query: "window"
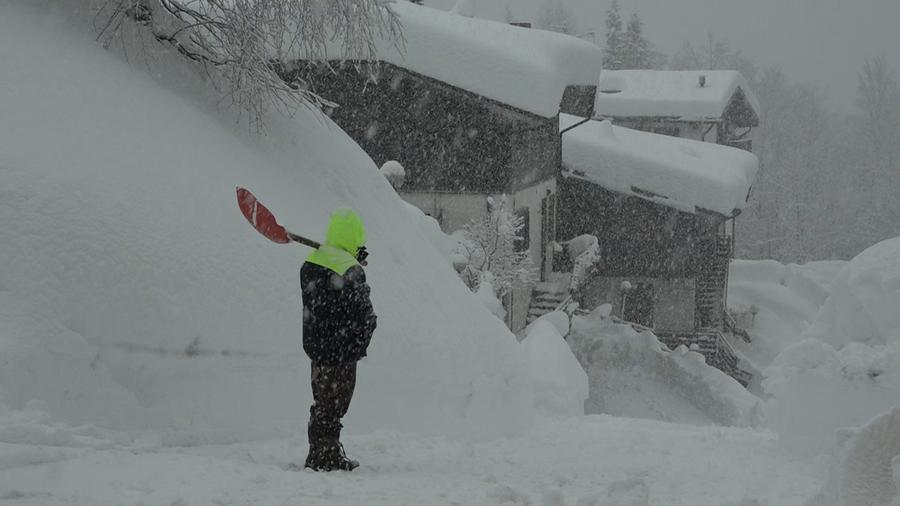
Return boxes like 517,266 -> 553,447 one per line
515,208 -> 530,252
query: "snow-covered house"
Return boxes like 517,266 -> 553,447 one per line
280,3 -> 603,331
554,114 -> 760,382
594,70 -> 760,151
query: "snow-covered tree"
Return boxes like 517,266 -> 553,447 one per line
603,4 -> 662,70
853,56 -> 900,245
620,12 -> 664,69
602,0 -> 624,69
458,197 -> 537,298
535,0 -> 577,35
93,0 -> 402,129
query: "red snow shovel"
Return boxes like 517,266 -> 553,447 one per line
236,187 -> 320,248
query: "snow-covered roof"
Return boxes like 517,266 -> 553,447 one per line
594,70 -> 760,124
560,114 -> 760,216
292,3 -> 603,118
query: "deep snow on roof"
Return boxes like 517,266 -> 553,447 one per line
594,70 -> 760,122
560,114 -> 759,216
292,3 -> 603,118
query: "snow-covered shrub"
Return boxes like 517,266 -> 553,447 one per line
805,408 -> 900,506
522,312 -> 587,417
458,196 -> 537,298
380,160 -> 406,190
564,234 -> 601,294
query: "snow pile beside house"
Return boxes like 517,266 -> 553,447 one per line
803,236 -> 900,349
567,309 -> 764,427
805,408 -> 900,506
0,2 -> 532,442
765,339 -> 900,454
521,313 -> 587,417
560,113 -> 759,216
728,259 -> 844,368
763,237 -> 900,454
293,2 -> 603,118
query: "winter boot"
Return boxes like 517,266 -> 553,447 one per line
329,442 -> 359,471
304,439 -> 358,472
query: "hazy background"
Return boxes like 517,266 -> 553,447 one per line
427,0 -> 900,113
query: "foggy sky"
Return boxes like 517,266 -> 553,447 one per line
427,0 -> 900,114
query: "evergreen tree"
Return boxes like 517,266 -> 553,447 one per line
602,0 -> 624,69
604,4 -> 662,69
621,12 -> 664,69
536,0 -> 577,35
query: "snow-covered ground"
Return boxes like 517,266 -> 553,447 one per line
0,412 -> 823,506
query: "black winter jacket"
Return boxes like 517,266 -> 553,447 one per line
301,262 -> 377,365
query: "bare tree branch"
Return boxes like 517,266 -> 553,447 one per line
92,0 -> 402,131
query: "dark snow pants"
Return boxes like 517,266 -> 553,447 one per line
308,362 -> 357,450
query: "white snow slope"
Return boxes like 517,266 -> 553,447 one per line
0,1 -> 532,442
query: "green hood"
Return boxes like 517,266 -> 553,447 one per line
306,208 -> 366,275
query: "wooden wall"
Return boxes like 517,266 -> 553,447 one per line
557,178 -> 720,279
285,62 -> 557,194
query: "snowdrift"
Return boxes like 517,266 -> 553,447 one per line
567,309 -> 763,427
806,408 -> 900,506
761,238 -> 900,454
0,2 -> 532,442
728,259 -> 844,368
802,237 -> 900,349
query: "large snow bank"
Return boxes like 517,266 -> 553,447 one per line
291,2 -> 603,118
594,70 -> 760,122
560,113 -> 759,216
567,309 -> 764,427
0,2 -> 532,442
728,259 -> 844,368
763,238 -> 900,454
803,237 -> 900,349
521,313 -> 587,417
764,339 -> 900,454
806,408 -> 900,506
